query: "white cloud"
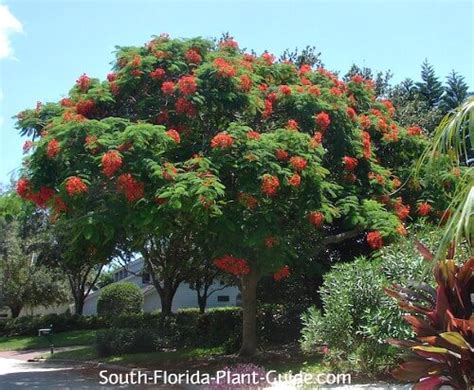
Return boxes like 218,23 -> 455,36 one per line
0,5 -> 23,60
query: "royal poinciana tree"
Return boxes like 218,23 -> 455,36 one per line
16,35 -> 456,355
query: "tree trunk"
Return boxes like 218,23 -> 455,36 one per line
73,292 -> 84,315
197,293 -> 207,314
159,288 -> 174,315
9,304 -> 22,318
239,268 -> 260,356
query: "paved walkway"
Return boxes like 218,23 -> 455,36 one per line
0,357 -> 120,389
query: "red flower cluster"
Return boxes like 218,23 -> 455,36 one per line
287,119 -> 298,130
117,173 -> 144,202
287,173 -> 301,187
47,139 -> 60,158
214,255 -> 250,276
107,73 -> 117,82
362,131 -> 371,159
359,115 -> 371,130
262,52 -> 275,65
308,86 -> 321,96
275,149 -> 289,161
264,236 -> 278,248
76,99 -> 95,116
238,192 -> 258,209
213,58 -> 236,78
395,201 -> 410,221
261,175 -> 280,197
246,131 -> 260,140
299,64 -> 312,74
166,129 -> 181,143
16,179 -> 55,207
239,75 -> 253,92
150,68 -> 166,80
308,211 -> 324,228
367,231 -> 383,249
219,38 -> 239,50
175,98 -> 196,116
76,73 -> 91,92
310,132 -> 323,148
65,176 -> 88,196
417,202 -> 432,216
211,132 -> 234,149
389,178 -> 400,190
23,140 -> 33,154
407,125 -> 422,136
262,99 -> 273,118
60,98 -> 74,107
342,156 -> 358,171
102,150 -> 122,177
161,81 -> 175,95
16,178 -> 31,198
290,156 -> 307,171
185,49 -> 202,64
279,85 -> 292,95
315,112 -> 330,131
177,75 -> 197,95
351,74 -> 364,83
273,265 -> 290,281
346,107 -> 357,120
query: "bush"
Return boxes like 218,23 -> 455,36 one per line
0,313 -> 107,336
97,282 -> 143,317
300,226 -> 439,377
96,328 -> 164,356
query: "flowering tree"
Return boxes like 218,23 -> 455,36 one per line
16,35 -> 455,355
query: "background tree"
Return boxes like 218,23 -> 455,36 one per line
15,35 -> 455,356
344,64 -> 393,98
441,70 -> 469,113
416,59 -> 444,108
0,192 -> 67,317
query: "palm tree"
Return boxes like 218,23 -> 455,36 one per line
416,97 -> 474,258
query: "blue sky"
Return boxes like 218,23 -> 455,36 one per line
1,0 -> 473,186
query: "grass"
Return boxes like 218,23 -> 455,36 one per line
43,345 -> 225,367
0,329 -> 100,351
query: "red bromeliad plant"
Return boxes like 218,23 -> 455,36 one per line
15,34 -> 456,355
386,244 -> 473,389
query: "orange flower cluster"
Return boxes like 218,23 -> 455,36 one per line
101,151 -> 122,177
211,132 -> 234,149
117,173 -> 144,202
367,231 -> 383,249
261,175 -> 280,197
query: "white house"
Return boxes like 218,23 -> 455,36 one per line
82,257 -> 241,315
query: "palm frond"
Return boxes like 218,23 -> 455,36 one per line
415,98 -> 474,259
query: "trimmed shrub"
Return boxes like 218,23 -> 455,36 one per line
0,313 -> 107,337
97,282 -> 143,317
96,328 -> 164,356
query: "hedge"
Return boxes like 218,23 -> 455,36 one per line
1,304 -> 307,355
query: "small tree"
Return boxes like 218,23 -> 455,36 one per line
97,282 -> 143,317
0,192 -> 67,317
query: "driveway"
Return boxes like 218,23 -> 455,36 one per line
0,357 -> 125,389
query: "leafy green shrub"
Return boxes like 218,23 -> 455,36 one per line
97,282 -> 143,317
300,226 -> 439,377
96,328 -> 164,357
0,313 -> 107,336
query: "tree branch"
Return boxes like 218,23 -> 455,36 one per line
322,228 -> 363,246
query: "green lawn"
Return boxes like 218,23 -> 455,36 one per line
43,345 -> 225,366
0,329 -> 100,351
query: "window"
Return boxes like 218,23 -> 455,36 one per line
217,295 -> 230,302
